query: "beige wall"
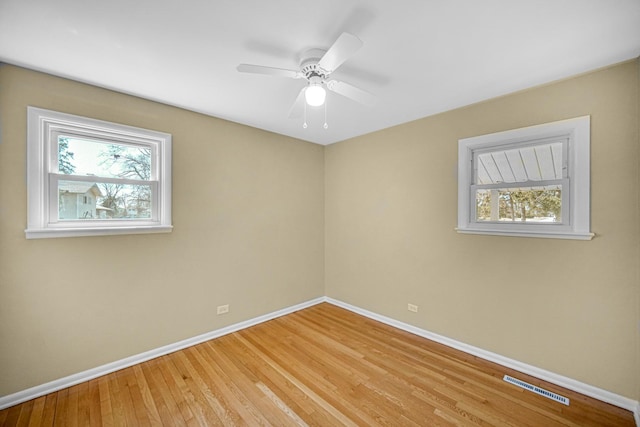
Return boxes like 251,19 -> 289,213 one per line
1,59 -> 639,403
0,65 -> 325,396
325,59 -> 640,400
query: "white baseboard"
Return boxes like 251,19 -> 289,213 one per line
2,295 -> 638,426
0,297 -> 325,411
325,297 -> 640,424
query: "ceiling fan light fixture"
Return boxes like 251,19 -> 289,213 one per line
305,84 -> 326,106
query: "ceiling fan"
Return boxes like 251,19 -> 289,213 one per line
237,32 -> 376,122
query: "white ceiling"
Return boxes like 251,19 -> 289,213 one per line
1,0 -> 639,145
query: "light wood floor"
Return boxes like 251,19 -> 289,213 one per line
0,303 -> 634,426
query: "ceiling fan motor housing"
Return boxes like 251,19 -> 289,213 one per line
300,48 -> 328,81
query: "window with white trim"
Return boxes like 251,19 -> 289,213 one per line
26,107 -> 172,239
457,116 -> 592,240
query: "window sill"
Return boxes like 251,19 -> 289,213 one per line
25,225 -> 173,239
455,227 -> 594,240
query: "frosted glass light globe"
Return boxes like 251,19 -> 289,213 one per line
305,85 -> 326,106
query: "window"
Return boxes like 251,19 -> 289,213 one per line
26,107 -> 172,239
457,116 -> 592,240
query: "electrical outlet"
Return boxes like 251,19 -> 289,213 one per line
408,303 -> 418,313
217,304 -> 229,315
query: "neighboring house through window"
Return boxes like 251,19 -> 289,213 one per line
26,107 -> 172,238
59,182 -> 102,220
457,116 -> 592,240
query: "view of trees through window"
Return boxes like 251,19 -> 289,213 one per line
57,137 -> 152,220
475,187 -> 562,223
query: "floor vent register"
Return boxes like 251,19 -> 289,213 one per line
503,375 -> 570,406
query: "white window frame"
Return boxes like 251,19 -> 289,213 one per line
26,107 -> 172,239
457,116 -> 593,240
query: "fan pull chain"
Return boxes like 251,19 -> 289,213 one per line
303,101 -> 308,129
323,98 -> 328,129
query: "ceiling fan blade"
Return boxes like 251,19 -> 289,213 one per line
317,32 -> 363,73
326,80 -> 376,107
288,87 -> 306,118
237,64 -> 302,79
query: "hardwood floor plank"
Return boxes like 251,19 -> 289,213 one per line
193,343 -> 274,425
238,336 -> 356,425
255,382 -> 307,426
131,364 -> 162,426
265,322 -> 423,425
96,377 -> 114,427
168,350 -> 225,425
14,398 -> 34,427
38,394 -> 58,427
105,372 -> 127,426
24,396 -> 45,427
1,403 -> 22,427
234,332 -> 361,427
0,303 -> 635,426
114,368 -> 144,426
125,368 -> 155,426
182,346 -> 243,425
156,354 -> 201,426
51,387 -> 68,426
89,379 -> 104,427
65,385 -> 80,427
76,381 -> 90,426
139,360 -> 187,426
210,335 -> 328,426
454,400 -> 520,427
245,325 -> 391,425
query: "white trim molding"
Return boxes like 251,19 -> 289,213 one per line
25,107 -> 173,239
325,297 -> 639,423
0,297 -> 324,411
457,116 -> 594,240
